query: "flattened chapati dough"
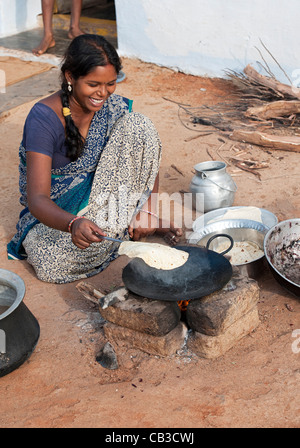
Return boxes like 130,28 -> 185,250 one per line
118,241 -> 189,270
208,207 -> 262,224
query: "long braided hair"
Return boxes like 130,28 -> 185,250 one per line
60,34 -> 122,161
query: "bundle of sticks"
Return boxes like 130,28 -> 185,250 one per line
177,52 -> 300,153
226,64 -> 300,153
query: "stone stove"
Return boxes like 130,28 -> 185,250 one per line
77,268 -> 260,365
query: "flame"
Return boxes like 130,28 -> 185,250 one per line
177,300 -> 190,312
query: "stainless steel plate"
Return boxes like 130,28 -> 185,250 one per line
192,206 -> 278,233
189,219 -> 268,247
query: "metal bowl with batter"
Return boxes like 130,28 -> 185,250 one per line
188,219 -> 268,279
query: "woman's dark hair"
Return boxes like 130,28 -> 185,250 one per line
60,34 -> 122,161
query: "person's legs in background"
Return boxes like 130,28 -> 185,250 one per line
68,0 -> 85,39
32,0 -> 56,56
32,0 -> 84,56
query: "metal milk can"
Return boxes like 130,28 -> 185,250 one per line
189,161 -> 237,212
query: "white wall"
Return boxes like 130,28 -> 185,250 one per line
115,0 -> 300,84
1,0 -> 300,86
0,0 -> 41,38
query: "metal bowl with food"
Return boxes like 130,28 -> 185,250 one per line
188,219 -> 268,279
264,219 -> 300,297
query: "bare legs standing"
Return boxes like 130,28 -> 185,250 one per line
32,0 -> 84,56
68,0 -> 84,39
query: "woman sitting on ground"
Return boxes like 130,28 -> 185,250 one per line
8,34 -> 182,284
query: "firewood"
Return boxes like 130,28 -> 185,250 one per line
245,100 -> 300,120
244,65 -> 300,100
228,158 -> 262,180
76,281 -> 105,305
229,157 -> 269,169
230,130 -> 300,153
228,157 -> 269,181
76,281 -> 129,309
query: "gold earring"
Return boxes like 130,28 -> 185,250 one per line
68,81 -> 72,93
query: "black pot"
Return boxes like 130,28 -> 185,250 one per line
122,238 -> 233,301
0,269 -> 40,377
264,219 -> 300,298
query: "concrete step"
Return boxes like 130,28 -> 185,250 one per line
37,13 -> 117,41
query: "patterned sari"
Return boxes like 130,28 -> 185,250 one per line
7,94 -> 161,283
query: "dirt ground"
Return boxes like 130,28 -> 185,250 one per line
0,57 -> 300,429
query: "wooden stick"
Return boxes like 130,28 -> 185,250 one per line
244,64 -> 300,100
228,158 -> 262,180
171,164 -> 185,176
246,100 -> 300,120
76,281 -> 105,305
184,132 -> 212,141
162,96 -> 191,107
230,129 -> 300,153
206,148 -> 215,160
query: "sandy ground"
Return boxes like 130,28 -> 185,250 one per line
0,58 -> 300,429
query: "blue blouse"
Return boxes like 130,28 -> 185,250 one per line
22,102 -> 70,169
21,96 -> 133,169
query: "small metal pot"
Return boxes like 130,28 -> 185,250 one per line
189,161 -> 237,212
264,219 -> 300,297
0,269 -> 40,377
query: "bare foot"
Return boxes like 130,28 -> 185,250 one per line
32,35 -> 55,56
67,27 -> 85,39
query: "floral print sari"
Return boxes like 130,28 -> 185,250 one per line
7,94 -> 161,283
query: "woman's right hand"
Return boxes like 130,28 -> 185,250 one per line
26,152 -> 108,249
70,217 -> 107,249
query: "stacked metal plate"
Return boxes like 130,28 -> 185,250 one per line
189,206 -> 278,244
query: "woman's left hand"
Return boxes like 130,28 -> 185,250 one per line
160,226 -> 183,246
128,214 -> 183,246
155,220 -> 183,246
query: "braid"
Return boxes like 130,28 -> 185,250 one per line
61,83 -> 85,161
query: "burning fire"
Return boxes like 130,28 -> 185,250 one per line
177,300 -> 190,312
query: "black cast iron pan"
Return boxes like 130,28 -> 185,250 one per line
122,234 -> 233,301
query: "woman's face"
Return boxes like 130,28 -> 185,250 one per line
67,64 -> 118,113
